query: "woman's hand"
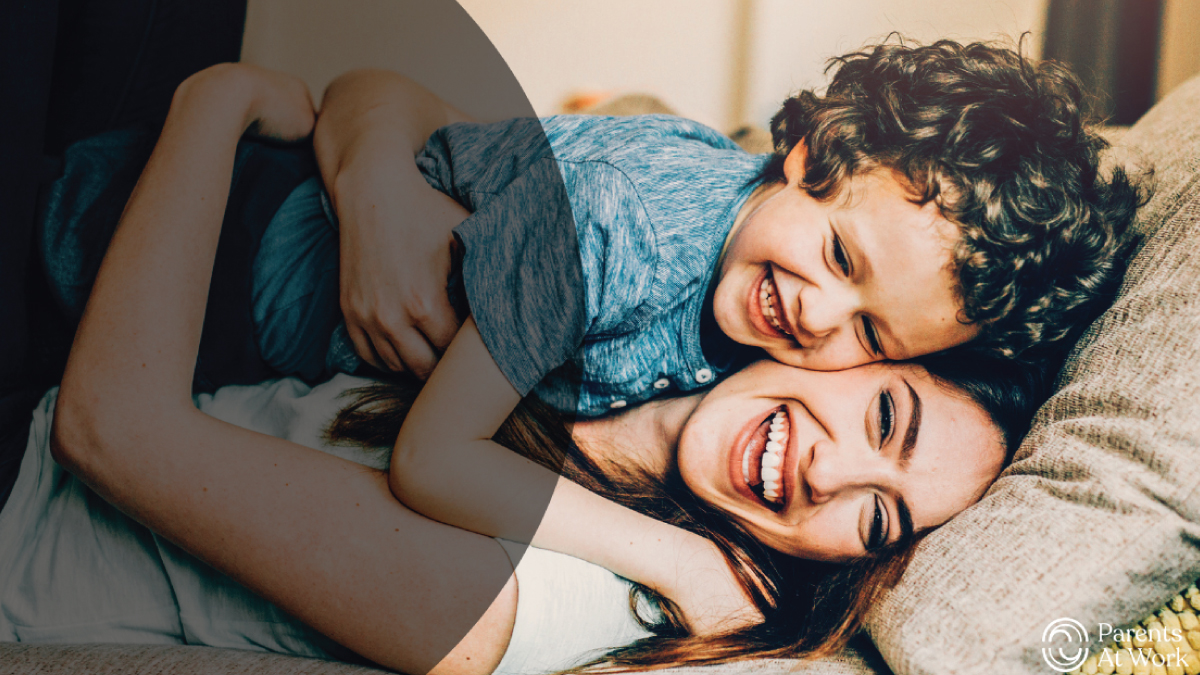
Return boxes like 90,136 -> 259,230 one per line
663,535 -> 763,635
314,69 -> 473,377
333,156 -> 467,378
532,477 -> 763,636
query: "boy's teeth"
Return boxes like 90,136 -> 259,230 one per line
760,411 -> 788,504
758,274 -> 792,336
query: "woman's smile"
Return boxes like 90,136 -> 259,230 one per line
730,404 -> 809,514
731,405 -> 787,511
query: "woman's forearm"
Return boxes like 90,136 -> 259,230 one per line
54,65 -> 260,448
50,65 -> 517,675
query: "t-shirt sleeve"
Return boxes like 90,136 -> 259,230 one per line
452,157 -> 586,397
493,542 -> 655,675
416,119 -> 552,209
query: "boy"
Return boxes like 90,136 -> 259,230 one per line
44,40 -> 1140,411
279,40 -> 1141,411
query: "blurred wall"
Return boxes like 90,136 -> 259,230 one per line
242,0 -> 1049,130
240,0 -> 537,121
1159,0 -> 1200,100
743,0 -> 1046,125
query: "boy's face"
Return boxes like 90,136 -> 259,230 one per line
713,142 -> 978,370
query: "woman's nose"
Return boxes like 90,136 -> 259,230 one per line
804,439 -> 886,504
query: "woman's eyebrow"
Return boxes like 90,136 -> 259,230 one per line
899,380 -> 922,469
890,382 -> 921,545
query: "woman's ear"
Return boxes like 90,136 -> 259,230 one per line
782,140 -> 808,184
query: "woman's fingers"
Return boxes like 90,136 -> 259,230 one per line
387,327 -> 440,380
346,322 -> 384,371
347,309 -> 445,379
415,289 -> 462,352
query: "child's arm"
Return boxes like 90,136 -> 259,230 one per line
391,318 -> 761,635
313,69 -> 472,378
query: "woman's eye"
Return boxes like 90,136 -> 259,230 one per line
832,235 -> 850,275
863,317 -> 882,356
878,390 -> 895,446
867,495 -> 886,550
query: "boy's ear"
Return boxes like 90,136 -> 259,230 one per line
783,140 -> 808,183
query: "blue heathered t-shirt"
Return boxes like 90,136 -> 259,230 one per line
37,116 -> 769,418
417,115 -> 768,416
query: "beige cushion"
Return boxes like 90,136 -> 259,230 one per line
866,74 -> 1200,673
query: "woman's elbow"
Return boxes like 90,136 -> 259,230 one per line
49,379 -> 164,474
49,389 -> 104,473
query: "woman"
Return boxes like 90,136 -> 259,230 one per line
4,64 -> 1041,674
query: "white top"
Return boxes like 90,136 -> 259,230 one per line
0,375 -> 652,673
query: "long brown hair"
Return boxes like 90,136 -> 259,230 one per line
325,352 -> 1044,670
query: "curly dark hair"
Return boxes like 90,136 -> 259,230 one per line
760,37 -> 1148,362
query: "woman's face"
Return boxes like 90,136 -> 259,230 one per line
676,360 -> 1004,562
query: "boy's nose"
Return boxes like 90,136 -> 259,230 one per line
797,283 -> 858,338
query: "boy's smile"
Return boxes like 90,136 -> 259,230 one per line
713,142 -> 979,370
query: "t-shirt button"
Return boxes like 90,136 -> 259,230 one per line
695,368 -> 713,384
609,399 -> 628,409
653,378 -> 670,390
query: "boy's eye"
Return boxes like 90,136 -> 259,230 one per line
878,390 -> 895,447
831,235 -> 850,276
863,317 -> 883,356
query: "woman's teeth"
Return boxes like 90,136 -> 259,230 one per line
759,273 -> 791,337
743,409 -> 789,506
762,411 -> 788,503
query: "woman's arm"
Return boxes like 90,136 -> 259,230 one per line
390,322 -> 760,634
50,64 -> 517,675
314,69 -> 473,378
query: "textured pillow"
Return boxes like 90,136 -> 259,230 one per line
866,74 -> 1200,674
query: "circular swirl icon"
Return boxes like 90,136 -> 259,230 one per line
1042,618 -> 1090,672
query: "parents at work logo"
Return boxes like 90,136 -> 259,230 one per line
1041,618 -> 1090,672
